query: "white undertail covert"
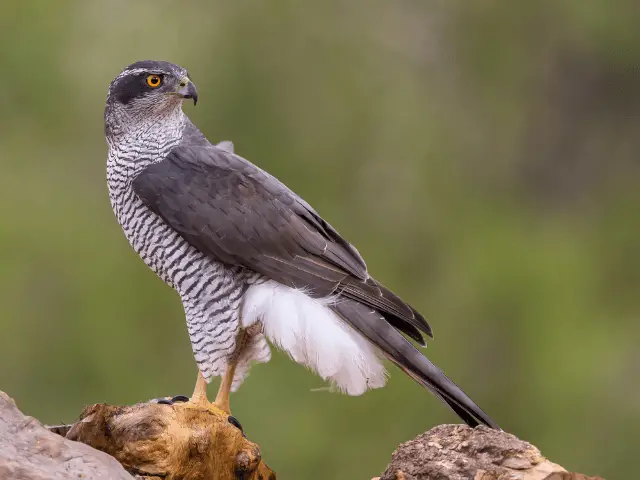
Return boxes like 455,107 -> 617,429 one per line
241,280 -> 387,395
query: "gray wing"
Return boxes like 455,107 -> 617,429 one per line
215,140 -> 234,153
132,144 -> 432,343
133,144 -> 500,429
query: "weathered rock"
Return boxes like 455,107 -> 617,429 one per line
0,391 -> 133,480
378,424 -> 605,480
2,390 -> 603,480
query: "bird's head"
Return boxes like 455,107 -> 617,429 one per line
105,60 -> 197,139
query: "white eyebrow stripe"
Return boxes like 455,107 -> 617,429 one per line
117,67 -> 187,79
116,68 -> 148,79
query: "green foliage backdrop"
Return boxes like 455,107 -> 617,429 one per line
1,2 -> 638,478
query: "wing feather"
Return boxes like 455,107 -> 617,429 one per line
131,142 -> 500,429
132,144 -> 432,342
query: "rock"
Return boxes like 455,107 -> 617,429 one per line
379,424 -> 605,480
0,391 -> 134,480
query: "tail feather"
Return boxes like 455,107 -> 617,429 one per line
333,299 -> 500,429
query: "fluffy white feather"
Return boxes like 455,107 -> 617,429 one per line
241,280 -> 387,395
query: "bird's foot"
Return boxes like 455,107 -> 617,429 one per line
150,393 -> 246,437
149,395 -> 190,405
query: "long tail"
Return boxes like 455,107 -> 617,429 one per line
333,299 -> 500,429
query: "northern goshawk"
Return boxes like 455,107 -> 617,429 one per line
104,60 -> 498,428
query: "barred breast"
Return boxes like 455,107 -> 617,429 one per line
107,149 -> 270,383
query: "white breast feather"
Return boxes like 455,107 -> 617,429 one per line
241,280 -> 387,395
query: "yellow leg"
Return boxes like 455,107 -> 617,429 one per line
214,361 -> 237,414
213,323 -> 262,415
190,370 -> 209,406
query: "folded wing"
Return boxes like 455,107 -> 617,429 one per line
132,144 -> 498,428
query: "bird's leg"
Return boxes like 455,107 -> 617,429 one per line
190,370 -> 209,406
214,359 -> 237,415
214,323 -> 262,415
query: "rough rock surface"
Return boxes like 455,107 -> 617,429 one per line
1,390 -> 603,480
378,424 -> 605,480
0,391 -> 133,480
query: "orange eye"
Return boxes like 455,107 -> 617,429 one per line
146,74 -> 162,88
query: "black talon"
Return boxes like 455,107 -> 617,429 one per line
171,395 -> 189,403
228,415 -> 246,437
156,398 -> 173,405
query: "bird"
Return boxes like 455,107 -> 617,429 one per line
104,60 -> 499,429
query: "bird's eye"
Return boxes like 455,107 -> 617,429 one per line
146,74 -> 162,88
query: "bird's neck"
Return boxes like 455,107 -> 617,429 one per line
105,103 -> 187,148
106,105 -> 188,177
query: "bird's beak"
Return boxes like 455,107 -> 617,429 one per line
177,78 -> 198,105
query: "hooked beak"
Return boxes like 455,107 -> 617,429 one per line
177,79 -> 198,105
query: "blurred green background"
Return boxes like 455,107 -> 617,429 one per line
1,1 -> 638,478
